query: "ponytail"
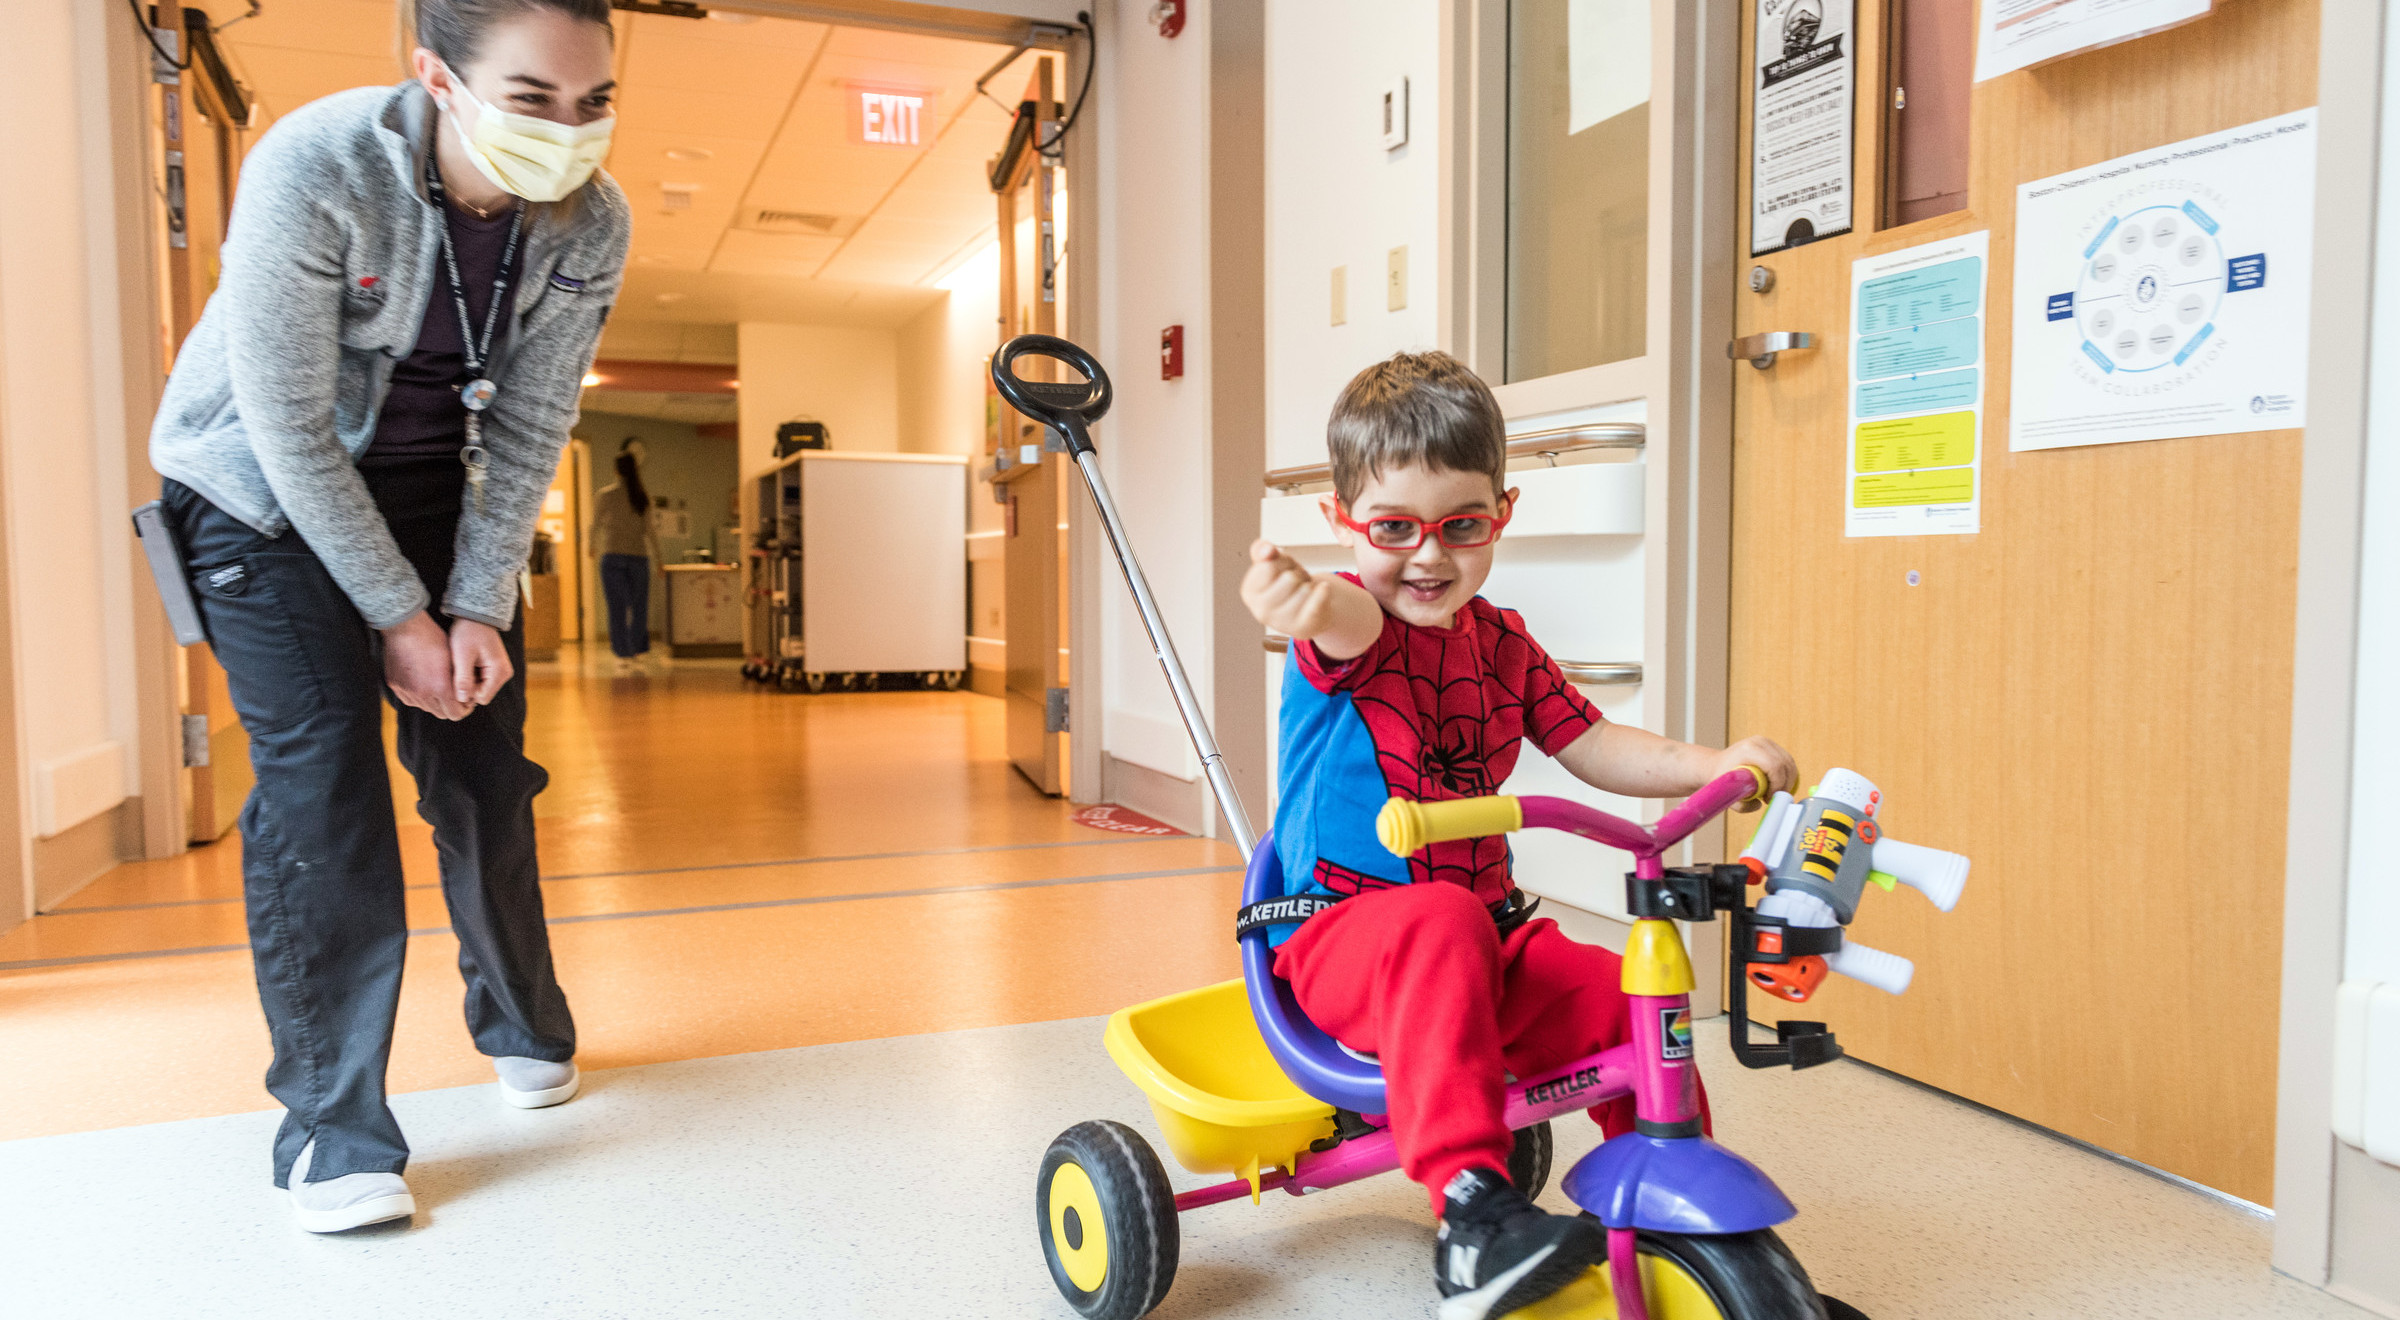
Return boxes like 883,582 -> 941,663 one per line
616,451 -> 650,517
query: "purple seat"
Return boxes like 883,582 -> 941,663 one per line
1239,832 -> 1389,1114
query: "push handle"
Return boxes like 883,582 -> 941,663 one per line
1378,795 -> 1524,858
991,334 -> 1113,455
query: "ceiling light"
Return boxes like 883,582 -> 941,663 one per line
635,253 -> 673,265
582,372 -> 603,387
707,10 -> 760,21
655,292 -> 687,303
664,147 -> 714,162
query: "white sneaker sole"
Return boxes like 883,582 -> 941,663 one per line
293,1191 -> 415,1234
499,1067 -> 580,1109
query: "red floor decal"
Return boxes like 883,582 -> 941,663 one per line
1071,804 -> 1185,837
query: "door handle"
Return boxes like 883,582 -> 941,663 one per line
1727,331 -> 1816,370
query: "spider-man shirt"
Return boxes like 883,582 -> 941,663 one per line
1271,578 -> 1602,943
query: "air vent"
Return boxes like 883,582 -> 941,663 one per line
748,209 -> 861,237
659,182 -> 701,213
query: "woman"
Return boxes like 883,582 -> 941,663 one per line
592,445 -> 661,673
148,0 -> 628,1232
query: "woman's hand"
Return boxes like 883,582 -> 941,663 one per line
449,619 -> 513,708
382,612 -> 469,720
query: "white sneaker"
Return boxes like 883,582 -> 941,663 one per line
288,1140 -> 414,1234
494,1056 -> 580,1109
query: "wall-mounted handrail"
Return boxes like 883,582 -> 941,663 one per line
1263,634 -> 1640,685
1262,422 -> 1645,492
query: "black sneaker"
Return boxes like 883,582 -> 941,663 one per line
1432,1166 -> 1605,1320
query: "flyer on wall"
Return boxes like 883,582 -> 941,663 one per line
2009,108 -> 2315,453
1751,0 -> 1853,257
1845,232 -> 1989,539
1974,0 -> 2212,83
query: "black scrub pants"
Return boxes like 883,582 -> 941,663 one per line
164,461 -> 575,1188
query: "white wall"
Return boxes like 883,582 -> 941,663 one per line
1092,0 -> 1217,781
896,246 -> 1002,460
736,322 -> 901,473
0,0 -> 140,865
1262,0 -> 1445,472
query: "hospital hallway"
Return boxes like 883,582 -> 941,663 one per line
0,656 -> 2367,1318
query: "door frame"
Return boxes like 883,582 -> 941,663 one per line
1437,0 -> 1743,1009
2276,0 -> 2385,1286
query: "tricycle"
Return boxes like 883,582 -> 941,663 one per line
991,336 -> 1968,1320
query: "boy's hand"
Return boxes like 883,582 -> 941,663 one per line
1242,539 -> 1341,636
1242,538 -> 1385,660
1709,736 -> 1798,809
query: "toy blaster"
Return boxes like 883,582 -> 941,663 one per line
1733,768 -> 1969,1005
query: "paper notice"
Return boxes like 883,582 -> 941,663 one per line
1975,0 -> 2212,82
2008,108 -> 2315,451
1846,232 -> 1989,538
1751,0 -> 1854,256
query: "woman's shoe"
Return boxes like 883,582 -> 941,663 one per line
494,1056 -> 580,1108
288,1141 -> 414,1234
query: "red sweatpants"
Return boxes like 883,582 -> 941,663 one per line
1274,881 -> 1700,1215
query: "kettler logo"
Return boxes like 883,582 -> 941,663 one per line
1523,1066 -> 1605,1107
1245,897 -> 1328,924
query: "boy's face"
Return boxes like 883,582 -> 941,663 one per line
1320,463 -> 1516,629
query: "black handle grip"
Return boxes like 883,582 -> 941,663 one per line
991,334 -> 1112,454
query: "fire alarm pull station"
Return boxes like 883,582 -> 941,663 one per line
1149,0 -> 1186,38
1160,325 -> 1184,380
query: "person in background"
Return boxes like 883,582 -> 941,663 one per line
146,0 -> 628,1232
593,444 -> 660,674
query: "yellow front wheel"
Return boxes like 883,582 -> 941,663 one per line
1510,1226 -> 1827,1319
1037,1120 -> 1179,1320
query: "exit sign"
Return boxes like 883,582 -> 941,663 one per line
851,86 -> 928,147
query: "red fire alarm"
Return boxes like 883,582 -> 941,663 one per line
1160,325 -> 1184,379
1148,0 -> 1186,39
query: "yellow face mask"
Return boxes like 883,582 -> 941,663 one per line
441,68 -> 614,202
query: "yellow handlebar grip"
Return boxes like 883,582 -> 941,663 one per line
1377,795 -> 1524,858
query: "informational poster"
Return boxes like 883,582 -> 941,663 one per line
1751,0 -> 1854,256
2009,109 -> 2315,453
1975,0 -> 2211,82
1846,232 -> 1988,538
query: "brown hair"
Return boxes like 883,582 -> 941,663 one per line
1325,351 -> 1508,505
398,0 -> 614,71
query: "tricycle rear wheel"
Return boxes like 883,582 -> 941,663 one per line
1508,1120 -> 1554,1202
1037,1120 -> 1179,1320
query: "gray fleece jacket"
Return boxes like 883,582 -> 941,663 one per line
150,81 -> 630,630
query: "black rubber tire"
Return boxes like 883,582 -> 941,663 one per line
1037,1120 -> 1180,1320
1586,1223 -> 1828,1320
1508,1120 -> 1554,1202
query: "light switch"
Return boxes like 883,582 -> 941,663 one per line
1387,246 -> 1408,311
1331,266 -> 1348,326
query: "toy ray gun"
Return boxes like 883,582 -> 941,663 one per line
1732,768 -> 1969,1029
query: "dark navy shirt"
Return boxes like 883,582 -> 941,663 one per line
363,198 -> 522,464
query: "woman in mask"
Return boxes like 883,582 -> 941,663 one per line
148,0 -> 627,1233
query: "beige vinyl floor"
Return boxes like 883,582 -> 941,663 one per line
0,1016 -> 2372,1320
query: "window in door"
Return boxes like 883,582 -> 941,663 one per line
1504,0 -> 1650,382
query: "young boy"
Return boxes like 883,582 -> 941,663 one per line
1241,352 -> 1796,1320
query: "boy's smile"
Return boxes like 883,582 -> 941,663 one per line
1322,464 -> 1518,630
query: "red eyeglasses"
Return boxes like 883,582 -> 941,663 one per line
1334,504 -> 1512,550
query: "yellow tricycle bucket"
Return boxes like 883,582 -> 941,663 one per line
1103,978 -> 1335,1197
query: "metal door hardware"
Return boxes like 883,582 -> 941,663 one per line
1727,331 -> 1817,370
1748,265 -> 1775,293
1045,686 -> 1071,733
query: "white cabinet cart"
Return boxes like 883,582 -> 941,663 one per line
742,450 -> 967,692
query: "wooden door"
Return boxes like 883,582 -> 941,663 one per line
1728,1 -> 2313,1205
998,59 -> 1069,795
158,31 -> 247,844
